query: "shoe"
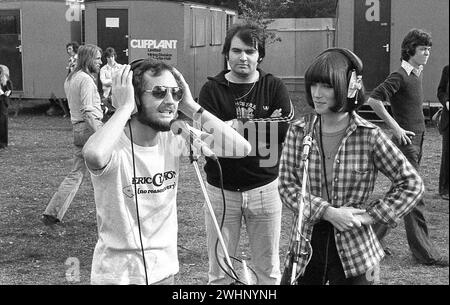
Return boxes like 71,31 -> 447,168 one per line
440,193 -> 449,200
424,257 -> 449,267
41,214 -> 60,226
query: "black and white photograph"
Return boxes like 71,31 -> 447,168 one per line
0,0 -> 448,293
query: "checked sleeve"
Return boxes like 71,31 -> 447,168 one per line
366,129 -> 424,227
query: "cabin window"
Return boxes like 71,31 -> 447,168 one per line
0,11 -> 20,35
191,9 -> 206,47
210,11 -> 223,46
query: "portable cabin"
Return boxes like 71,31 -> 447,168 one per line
0,0 -> 82,99
336,0 -> 449,103
84,0 -> 236,98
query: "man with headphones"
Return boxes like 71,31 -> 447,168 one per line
198,22 -> 294,285
367,29 -> 449,267
279,48 -> 424,284
82,59 -> 250,285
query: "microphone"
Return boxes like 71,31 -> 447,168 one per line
301,115 -> 318,161
170,119 -> 217,160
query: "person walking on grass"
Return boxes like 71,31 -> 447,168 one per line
41,44 -> 104,226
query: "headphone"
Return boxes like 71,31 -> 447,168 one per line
130,58 -> 146,110
318,47 -> 364,109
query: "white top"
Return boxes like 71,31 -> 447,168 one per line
401,60 -> 423,77
99,62 -> 124,98
88,131 -> 188,284
64,70 -> 103,124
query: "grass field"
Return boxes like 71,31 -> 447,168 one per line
0,108 -> 448,285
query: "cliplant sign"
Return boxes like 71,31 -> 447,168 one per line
130,39 -> 178,65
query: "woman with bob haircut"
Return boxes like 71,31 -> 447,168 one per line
278,48 -> 424,285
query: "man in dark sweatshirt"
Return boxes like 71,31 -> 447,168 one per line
367,28 -> 448,267
198,22 -> 294,284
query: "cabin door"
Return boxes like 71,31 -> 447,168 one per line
0,9 -> 23,91
354,0 -> 391,91
97,9 -> 129,64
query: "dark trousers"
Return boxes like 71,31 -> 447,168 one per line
0,98 -> 8,147
373,132 -> 441,263
439,128 -> 449,195
298,221 -> 374,285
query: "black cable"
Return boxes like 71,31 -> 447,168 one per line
318,116 -> 332,285
212,156 -> 257,285
213,157 -> 242,283
128,121 -> 149,285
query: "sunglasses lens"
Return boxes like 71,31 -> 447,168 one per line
149,86 -> 183,101
152,86 -> 168,99
171,88 -> 183,101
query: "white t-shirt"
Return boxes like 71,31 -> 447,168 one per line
88,131 -> 187,285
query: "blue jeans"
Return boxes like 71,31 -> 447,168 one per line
43,122 -> 94,221
373,132 -> 441,263
204,179 -> 282,285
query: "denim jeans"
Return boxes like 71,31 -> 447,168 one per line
204,179 -> 282,285
373,132 -> 441,263
43,122 -> 93,221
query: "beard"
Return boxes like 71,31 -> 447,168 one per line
88,62 -> 100,74
136,109 -> 171,132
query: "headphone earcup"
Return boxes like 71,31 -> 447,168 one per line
132,93 -> 140,115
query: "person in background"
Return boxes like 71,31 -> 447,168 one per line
41,44 -> 104,226
0,65 -> 13,149
99,47 -> 123,120
47,42 -> 79,117
66,41 -> 79,75
437,64 -> 449,200
198,22 -> 294,285
279,48 -> 424,285
367,28 -> 449,267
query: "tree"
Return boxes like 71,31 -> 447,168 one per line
281,0 -> 338,18
238,0 -> 293,44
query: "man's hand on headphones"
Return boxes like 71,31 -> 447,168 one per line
171,67 -> 196,115
112,64 -> 136,115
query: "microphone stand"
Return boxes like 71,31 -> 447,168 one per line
289,119 -> 316,285
187,134 -> 238,283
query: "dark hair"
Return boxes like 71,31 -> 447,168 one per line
130,58 -> 181,108
66,41 -> 79,53
222,22 -> 265,63
305,48 -> 366,113
401,28 -> 432,61
104,47 -> 117,59
67,44 -> 102,81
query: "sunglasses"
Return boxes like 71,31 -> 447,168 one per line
143,85 -> 184,102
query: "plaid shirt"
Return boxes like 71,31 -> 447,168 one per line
279,112 -> 424,278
